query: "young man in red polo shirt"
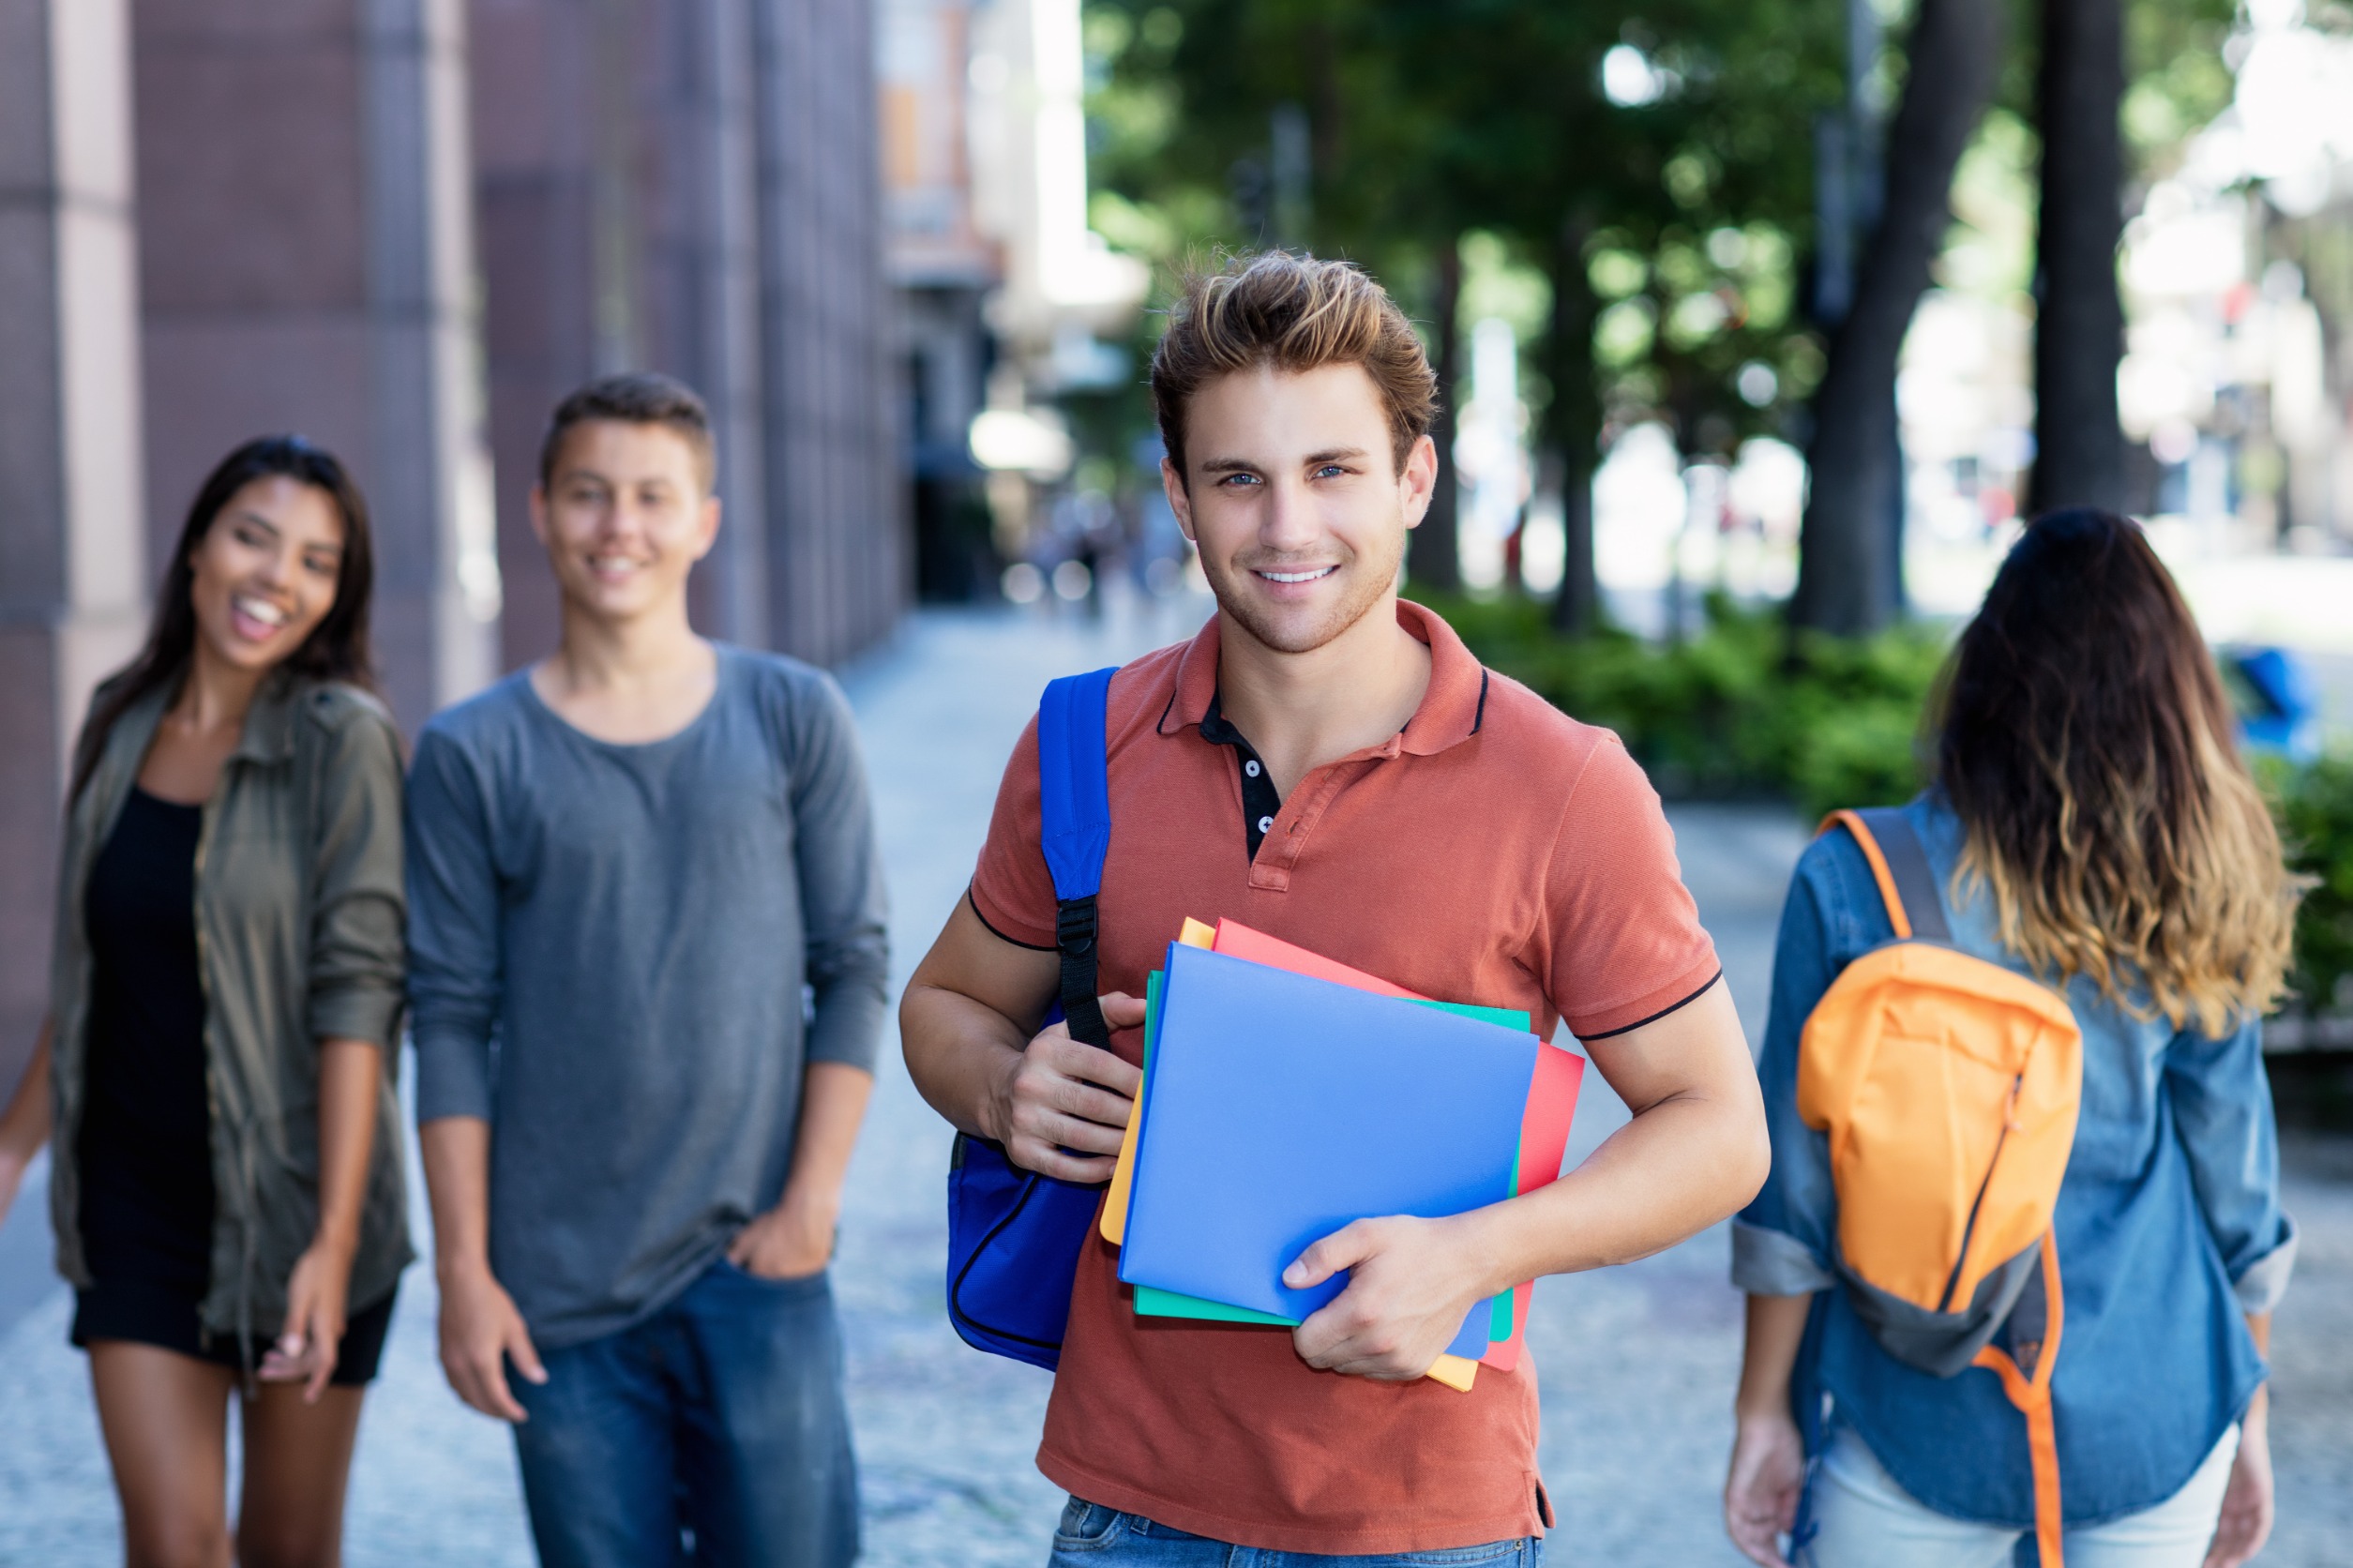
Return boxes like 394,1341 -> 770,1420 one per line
902,252 -> 1769,1563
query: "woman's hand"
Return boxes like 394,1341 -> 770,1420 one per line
260,1237 -> 354,1402
2204,1410 -> 2274,1568
1724,1410 -> 1806,1568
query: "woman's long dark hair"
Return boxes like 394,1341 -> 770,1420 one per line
1932,507 -> 2300,1033
69,436 -> 377,803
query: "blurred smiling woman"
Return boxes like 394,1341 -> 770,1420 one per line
1725,508 -> 2303,1568
0,437 -> 411,1568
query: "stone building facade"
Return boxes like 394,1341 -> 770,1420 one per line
0,0 -> 905,1096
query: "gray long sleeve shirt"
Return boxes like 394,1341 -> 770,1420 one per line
405,646 -> 888,1347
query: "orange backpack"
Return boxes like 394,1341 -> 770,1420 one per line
1800,809 -> 2085,1567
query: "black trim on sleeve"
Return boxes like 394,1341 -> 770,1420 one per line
967,885 -> 1058,952
1576,969 -> 1724,1041
1471,669 -> 1489,735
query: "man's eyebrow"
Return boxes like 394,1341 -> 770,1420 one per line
1304,446 -> 1371,466
1197,457 -> 1259,475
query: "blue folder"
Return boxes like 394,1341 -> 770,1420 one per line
1119,944 -> 1538,1353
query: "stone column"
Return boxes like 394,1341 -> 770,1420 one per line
754,0 -> 908,667
134,0 -> 497,733
0,0 -> 148,1092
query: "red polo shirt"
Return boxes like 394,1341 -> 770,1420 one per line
968,600 -> 1721,1553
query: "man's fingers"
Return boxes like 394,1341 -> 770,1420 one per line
1015,1098 -> 1131,1156
507,1320 -> 549,1387
1010,1138 -> 1119,1184
1027,1071 -> 1135,1135
1097,991 -> 1149,1030
1031,1035 -> 1142,1098
1284,1221 -> 1375,1289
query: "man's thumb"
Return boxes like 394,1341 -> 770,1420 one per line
1283,1222 -> 1372,1289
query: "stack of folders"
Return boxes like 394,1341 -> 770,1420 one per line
1098,917 -> 1586,1393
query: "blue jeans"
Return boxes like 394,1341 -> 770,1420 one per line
1045,1498 -> 1545,1567
511,1259 -> 857,1568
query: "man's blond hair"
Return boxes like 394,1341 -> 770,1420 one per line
1150,252 -> 1437,484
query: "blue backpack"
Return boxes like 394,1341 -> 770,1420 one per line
944,668 -> 1119,1370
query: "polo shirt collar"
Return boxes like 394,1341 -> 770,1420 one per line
1156,598 -> 1489,757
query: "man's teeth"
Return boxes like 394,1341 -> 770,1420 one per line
233,595 -> 287,626
1258,567 -> 1335,583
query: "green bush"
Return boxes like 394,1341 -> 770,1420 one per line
2270,754 -> 2353,1016
1423,591 -> 1947,820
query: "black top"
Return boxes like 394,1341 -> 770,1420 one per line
77,787 -> 214,1289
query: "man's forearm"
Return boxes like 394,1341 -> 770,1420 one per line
900,981 -> 1030,1140
1463,1087 -> 1772,1291
1462,982 -> 1769,1294
420,1116 -> 497,1276
777,1062 -> 874,1216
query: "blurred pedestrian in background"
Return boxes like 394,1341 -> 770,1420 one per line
1726,509 -> 2304,1568
404,374 -> 887,1568
0,436 -> 411,1567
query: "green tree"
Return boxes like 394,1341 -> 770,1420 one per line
1789,0 -> 2005,635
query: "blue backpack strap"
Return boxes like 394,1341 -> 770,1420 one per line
1037,668 -> 1118,1048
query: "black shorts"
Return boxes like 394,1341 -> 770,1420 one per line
71,1277 -> 398,1387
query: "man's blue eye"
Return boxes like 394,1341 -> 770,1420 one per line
1222,473 -> 1260,487
1313,464 -> 1346,479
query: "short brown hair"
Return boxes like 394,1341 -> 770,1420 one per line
538,371 -> 716,493
1150,252 -> 1437,484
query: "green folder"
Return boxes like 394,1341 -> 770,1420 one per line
1127,966 -> 1531,1336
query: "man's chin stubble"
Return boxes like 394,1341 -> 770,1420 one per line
1206,560 -> 1395,656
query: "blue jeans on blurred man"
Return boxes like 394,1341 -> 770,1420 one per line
510,1259 -> 857,1568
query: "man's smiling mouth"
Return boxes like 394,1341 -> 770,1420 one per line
1253,566 -> 1337,584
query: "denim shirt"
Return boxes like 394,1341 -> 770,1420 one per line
1734,796 -> 2297,1528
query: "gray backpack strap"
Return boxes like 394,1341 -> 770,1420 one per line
1854,806 -> 1952,943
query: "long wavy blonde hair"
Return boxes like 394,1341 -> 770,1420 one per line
1932,509 -> 2303,1036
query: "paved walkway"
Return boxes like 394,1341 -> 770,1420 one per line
1,600 -> 2347,1565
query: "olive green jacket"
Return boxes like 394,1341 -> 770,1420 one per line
48,671 -> 414,1352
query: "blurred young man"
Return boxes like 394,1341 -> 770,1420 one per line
902,253 -> 1770,1562
406,374 -> 886,1568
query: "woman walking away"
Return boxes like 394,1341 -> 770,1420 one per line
0,436 -> 410,1568
1723,509 -> 2301,1568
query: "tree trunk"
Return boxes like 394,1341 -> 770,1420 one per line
2030,0 -> 2126,513
1410,238 -> 1463,590
1548,212 -> 1601,636
1790,0 -> 2002,635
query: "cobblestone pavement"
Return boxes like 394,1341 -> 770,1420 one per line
2,599 -> 2348,1565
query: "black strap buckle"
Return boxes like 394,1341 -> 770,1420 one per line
1054,896 -> 1109,1048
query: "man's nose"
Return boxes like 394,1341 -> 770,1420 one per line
1259,475 -> 1321,550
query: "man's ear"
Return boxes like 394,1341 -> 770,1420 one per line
690,494 -> 722,562
1398,432 -> 1439,531
1161,457 -> 1196,542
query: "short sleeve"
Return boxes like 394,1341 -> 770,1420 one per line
1541,736 -> 1722,1040
968,716 -> 1060,950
